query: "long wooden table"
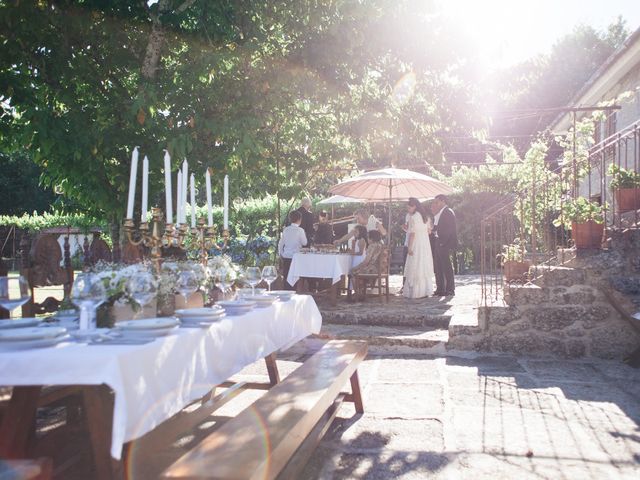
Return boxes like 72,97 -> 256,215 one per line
0,296 -> 322,478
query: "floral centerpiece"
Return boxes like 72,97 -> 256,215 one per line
205,254 -> 240,303
90,261 -> 155,326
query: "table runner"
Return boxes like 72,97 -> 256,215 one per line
287,252 -> 353,286
0,295 -> 321,458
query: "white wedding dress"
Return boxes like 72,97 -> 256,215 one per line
403,213 -> 434,299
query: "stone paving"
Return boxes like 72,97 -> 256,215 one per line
119,350 -> 640,479
294,352 -> 640,479
315,274 -> 482,329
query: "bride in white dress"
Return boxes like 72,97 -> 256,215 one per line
403,197 -> 434,299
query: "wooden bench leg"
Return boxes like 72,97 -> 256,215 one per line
349,371 -> 364,414
82,386 -> 116,480
265,352 -> 280,386
0,386 -> 41,458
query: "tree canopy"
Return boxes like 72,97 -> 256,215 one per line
0,0 -> 485,224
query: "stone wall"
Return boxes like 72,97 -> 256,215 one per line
449,231 -> 640,359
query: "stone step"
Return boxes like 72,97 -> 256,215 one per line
318,323 -> 449,354
531,266 -> 586,287
321,310 -> 451,328
504,283 -> 601,307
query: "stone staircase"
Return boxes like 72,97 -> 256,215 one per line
449,230 -> 640,359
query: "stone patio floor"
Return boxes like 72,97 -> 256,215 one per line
121,350 -> 640,479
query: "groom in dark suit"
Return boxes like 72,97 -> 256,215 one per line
431,195 -> 457,297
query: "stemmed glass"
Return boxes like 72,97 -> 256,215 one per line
0,276 -> 31,319
261,266 -> 277,292
176,270 -> 199,307
214,267 -> 236,298
126,272 -> 157,318
71,273 -> 107,330
245,267 -> 261,296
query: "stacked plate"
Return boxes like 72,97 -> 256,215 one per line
175,307 -> 225,326
114,318 -> 180,339
237,288 -> 266,298
0,317 -> 41,329
0,326 -> 68,351
52,309 -> 79,330
216,300 -> 256,316
265,290 -> 296,302
240,295 -> 277,309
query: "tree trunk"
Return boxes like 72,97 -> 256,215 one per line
110,222 -> 121,263
140,0 -> 170,81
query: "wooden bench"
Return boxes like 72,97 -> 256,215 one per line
162,340 -> 368,480
0,457 -> 52,480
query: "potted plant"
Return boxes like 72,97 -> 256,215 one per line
499,239 -> 530,282
609,164 -> 640,213
554,197 -> 605,249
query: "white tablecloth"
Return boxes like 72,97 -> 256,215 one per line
0,295 -> 321,459
287,253 -> 353,286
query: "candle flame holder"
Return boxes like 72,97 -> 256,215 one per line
123,208 -> 229,271
192,218 -> 230,265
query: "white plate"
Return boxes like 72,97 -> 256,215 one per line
117,325 -> 178,338
116,318 -> 179,330
217,300 -> 257,308
70,329 -> 112,341
0,318 -> 41,329
0,327 -> 67,342
0,335 -> 70,352
180,314 -> 225,325
174,307 -> 223,317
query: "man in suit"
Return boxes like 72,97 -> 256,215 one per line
295,197 -> 314,247
431,194 -> 457,297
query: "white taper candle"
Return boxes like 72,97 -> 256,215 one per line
223,174 -> 229,230
126,146 -> 139,219
176,169 -> 183,225
141,156 -> 149,223
182,159 -> 188,225
190,173 -> 196,228
205,168 -> 213,227
163,150 -> 173,224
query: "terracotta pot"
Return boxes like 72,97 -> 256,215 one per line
571,221 -> 604,249
614,188 -> 640,213
503,260 -> 531,282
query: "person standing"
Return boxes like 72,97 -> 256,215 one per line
296,197 -> 315,246
278,210 -> 307,290
403,198 -> 434,299
315,211 -> 334,244
431,194 -> 457,297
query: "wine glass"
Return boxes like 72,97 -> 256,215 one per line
245,267 -> 261,296
261,266 -> 277,292
176,270 -> 199,307
71,273 -> 107,330
126,272 -> 157,317
214,267 -> 236,297
0,276 -> 31,319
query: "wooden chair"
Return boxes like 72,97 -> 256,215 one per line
162,340 -> 368,480
390,245 -> 406,274
351,247 -> 390,302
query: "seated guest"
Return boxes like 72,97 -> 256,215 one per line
334,209 -> 379,247
351,225 -> 368,269
314,211 -> 334,245
278,210 -> 307,290
350,230 -> 384,300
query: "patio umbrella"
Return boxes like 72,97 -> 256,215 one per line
317,195 -> 364,205
329,167 -> 453,245
317,195 -> 364,220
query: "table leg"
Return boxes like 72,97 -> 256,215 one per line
82,385 -> 116,480
264,352 -> 280,386
0,386 -> 41,458
349,371 -> 365,414
329,281 -> 337,306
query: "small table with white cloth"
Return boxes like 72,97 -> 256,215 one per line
0,295 -> 321,479
287,252 -> 354,305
